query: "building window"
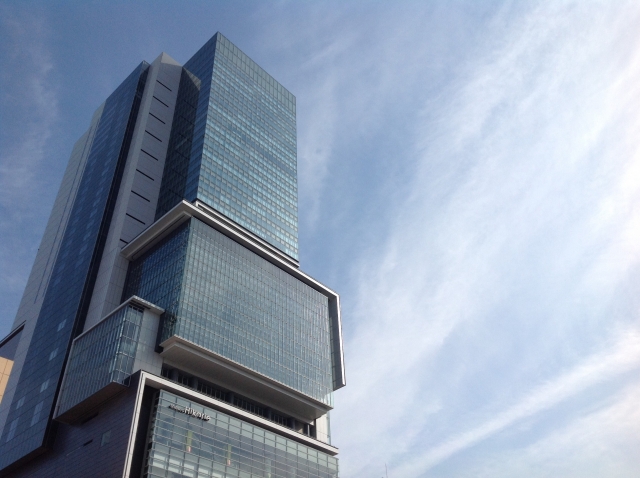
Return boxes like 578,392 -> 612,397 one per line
196,382 -> 226,401
5,419 -> 18,442
31,401 -> 43,426
177,372 -> 191,387
101,430 -> 111,447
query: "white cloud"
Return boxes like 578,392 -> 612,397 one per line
1,2 -> 640,476
257,3 -> 457,233
394,328 -> 640,476
456,376 -> 640,477
329,2 -> 640,476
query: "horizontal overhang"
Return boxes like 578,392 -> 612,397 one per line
160,335 -> 332,421
194,200 -> 300,267
139,372 -> 339,456
120,200 -> 335,298
55,382 -> 126,424
55,371 -> 338,456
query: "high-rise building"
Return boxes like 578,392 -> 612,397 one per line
0,32 -> 345,478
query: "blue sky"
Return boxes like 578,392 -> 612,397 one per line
2,1 -> 640,476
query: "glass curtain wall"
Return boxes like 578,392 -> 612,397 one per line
124,218 -> 334,405
156,33 -> 299,260
144,391 -> 339,478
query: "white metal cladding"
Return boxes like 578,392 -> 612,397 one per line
84,53 -> 182,331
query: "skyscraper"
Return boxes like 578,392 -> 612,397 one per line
0,32 -> 345,478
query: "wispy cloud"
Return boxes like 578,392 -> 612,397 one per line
451,375 -> 640,477
395,328 -> 640,475
1,1 -> 639,475
326,2 -> 640,476
254,3 -> 464,235
0,11 -> 58,210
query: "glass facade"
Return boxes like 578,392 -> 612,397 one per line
57,304 -> 144,416
156,69 -> 202,219
156,33 -> 299,260
0,62 -> 149,468
0,32 -> 343,477
144,391 -> 338,478
124,218 -> 334,405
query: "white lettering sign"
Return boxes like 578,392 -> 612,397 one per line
168,403 -> 211,421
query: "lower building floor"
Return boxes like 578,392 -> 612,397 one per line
4,373 -> 339,478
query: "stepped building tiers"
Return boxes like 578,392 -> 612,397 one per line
0,32 -> 345,477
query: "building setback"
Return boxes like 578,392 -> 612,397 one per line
0,32 -> 345,478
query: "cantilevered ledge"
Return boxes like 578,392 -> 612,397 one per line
160,335 -> 332,421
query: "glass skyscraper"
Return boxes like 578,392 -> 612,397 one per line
0,33 -> 345,478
